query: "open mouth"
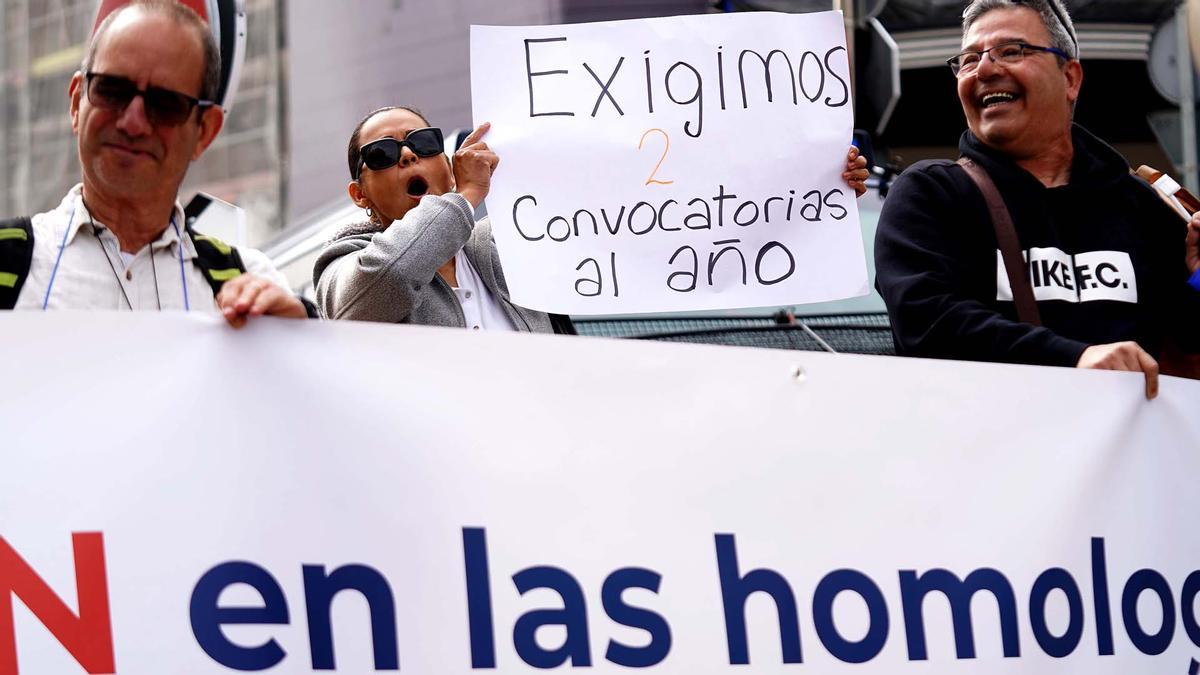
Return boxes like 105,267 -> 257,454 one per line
980,91 -> 1019,109
406,176 -> 429,198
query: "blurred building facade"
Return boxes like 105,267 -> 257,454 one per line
1,0 -> 94,220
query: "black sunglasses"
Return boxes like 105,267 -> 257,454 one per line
85,72 -> 214,127
355,128 -> 445,180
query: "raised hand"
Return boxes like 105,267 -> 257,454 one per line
453,122 -> 500,208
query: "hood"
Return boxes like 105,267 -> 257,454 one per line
329,220 -> 385,242
958,122 -> 1131,193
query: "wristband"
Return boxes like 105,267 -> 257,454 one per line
1190,268 -> 1200,293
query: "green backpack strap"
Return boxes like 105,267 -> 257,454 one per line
186,228 -> 246,297
0,217 -> 34,310
185,227 -> 318,318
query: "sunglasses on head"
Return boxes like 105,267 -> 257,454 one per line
85,72 -> 214,127
355,128 -> 445,180
1008,0 -> 1078,55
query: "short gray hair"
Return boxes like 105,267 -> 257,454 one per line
82,0 -> 221,103
962,0 -> 1078,60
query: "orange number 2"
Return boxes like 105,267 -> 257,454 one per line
637,128 -> 674,186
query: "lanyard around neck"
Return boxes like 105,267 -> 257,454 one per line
41,203 -> 189,311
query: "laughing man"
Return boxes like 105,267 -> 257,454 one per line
874,0 -> 1200,398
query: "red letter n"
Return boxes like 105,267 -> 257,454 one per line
0,533 -> 115,674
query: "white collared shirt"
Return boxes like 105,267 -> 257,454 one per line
17,185 -> 288,311
452,247 -> 515,332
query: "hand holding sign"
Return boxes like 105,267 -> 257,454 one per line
454,122 -> 500,209
844,146 -> 870,198
1186,211 -> 1200,275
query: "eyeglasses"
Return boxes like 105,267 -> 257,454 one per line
85,72 -> 214,127
354,128 -> 445,180
947,41 -> 1071,76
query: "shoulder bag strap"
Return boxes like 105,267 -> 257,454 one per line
956,157 -> 1042,327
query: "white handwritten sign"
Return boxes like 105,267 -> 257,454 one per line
471,11 -> 869,315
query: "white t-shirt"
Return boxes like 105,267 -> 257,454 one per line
451,247 -> 516,331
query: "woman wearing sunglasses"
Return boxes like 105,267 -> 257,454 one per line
314,106 -> 559,331
313,105 -> 871,331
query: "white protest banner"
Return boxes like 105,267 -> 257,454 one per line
470,12 -> 868,315
3,313 -> 1200,674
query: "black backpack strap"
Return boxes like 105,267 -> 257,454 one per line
186,228 -> 246,297
549,313 -> 577,335
0,217 -> 34,310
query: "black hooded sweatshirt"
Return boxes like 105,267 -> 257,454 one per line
875,124 -> 1200,367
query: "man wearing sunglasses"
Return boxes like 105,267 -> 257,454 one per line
1,0 -> 306,325
874,0 -> 1200,399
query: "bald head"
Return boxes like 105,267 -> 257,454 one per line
83,0 -> 220,103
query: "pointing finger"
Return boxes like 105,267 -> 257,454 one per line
460,122 -> 491,148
